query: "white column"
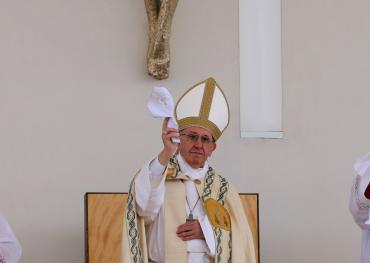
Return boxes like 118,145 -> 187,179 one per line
239,0 -> 283,138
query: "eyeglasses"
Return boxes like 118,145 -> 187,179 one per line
180,132 -> 214,145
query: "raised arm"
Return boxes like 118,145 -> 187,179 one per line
134,117 -> 179,220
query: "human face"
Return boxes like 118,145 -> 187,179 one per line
178,126 -> 216,169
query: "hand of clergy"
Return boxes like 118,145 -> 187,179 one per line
176,220 -> 205,241
158,117 -> 179,165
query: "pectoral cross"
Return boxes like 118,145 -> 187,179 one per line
186,213 -> 194,222
186,196 -> 200,222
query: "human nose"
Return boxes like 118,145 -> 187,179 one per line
193,136 -> 203,147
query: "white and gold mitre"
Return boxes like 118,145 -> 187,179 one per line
175,77 -> 230,141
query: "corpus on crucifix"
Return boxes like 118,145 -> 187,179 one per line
144,0 -> 178,80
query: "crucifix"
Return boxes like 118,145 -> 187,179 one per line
144,0 -> 178,80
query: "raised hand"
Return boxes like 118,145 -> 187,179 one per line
158,117 -> 179,165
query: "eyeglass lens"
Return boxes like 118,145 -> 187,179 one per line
182,133 -> 212,144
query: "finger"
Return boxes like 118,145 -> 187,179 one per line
176,227 -> 190,235
177,229 -> 193,238
179,230 -> 203,241
164,132 -> 179,140
176,223 -> 193,234
162,130 -> 178,137
179,229 -> 202,241
177,222 -> 194,231
181,220 -> 198,229
164,128 -> 178,133
162,117 -> 170,131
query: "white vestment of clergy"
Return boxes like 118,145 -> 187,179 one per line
350,152 -> 370,263
0,213 -> 22,263
121,154 -> 256,263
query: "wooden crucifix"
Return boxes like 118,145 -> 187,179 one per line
144,0 -> 178,80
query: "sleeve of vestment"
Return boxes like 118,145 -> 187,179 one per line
0,214 -> 22,263
134,157 -> 167,222
349,153 -> 370,230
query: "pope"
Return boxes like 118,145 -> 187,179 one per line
122,77 -> 256,263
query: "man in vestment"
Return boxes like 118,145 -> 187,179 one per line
122,77 -> 256,263
0,212 -> 21,263
350,152 -> 370,263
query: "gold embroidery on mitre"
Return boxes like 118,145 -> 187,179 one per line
199,78 -> 215,120
204,198 -> 231,231
177,117 -> 221,140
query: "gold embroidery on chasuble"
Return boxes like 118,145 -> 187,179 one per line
204,198 -> 231,231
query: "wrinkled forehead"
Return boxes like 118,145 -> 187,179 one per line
181,126 -> 213,137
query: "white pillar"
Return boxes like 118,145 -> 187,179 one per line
239,0 -> 283,138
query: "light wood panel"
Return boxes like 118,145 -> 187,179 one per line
85,193 -> 259,263
86,193 -> 127,263
240,194 -> 259,262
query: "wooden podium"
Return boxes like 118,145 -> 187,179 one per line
85,192 -> 259,263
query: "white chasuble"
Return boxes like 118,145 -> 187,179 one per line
121,154 -> 256,263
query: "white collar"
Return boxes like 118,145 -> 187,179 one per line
177,154 -> 209,180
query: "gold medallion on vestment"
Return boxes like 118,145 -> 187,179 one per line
204,198 -> 231,231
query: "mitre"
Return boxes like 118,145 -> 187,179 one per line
175,77 -> 230,141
